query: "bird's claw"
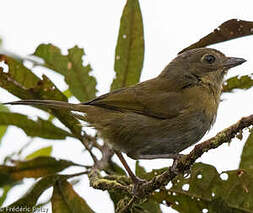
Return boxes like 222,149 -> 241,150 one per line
171,154 -> 185,174
132,176 -> 147,196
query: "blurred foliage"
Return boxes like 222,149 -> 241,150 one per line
25,146 -> 52,160
0,173 -> 85,213
0,111 -> 72,139
223,74 -> 253,92
0,0 -> 252,212
0,156 -> 80,187
0,105 -> 9,143
51,180 -> 94,213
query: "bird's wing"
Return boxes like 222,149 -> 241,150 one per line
84,78 -> 188,119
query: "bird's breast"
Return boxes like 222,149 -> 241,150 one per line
182,85 -> 220,128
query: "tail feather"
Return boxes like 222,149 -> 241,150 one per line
3,100 -> 88,113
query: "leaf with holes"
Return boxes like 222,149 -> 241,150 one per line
34,44 -> 97,102
51,180 -> 94,213
223,74 -> 253,92
111,0 -> 144,91
0,156 -> 78,187
179,19 -> 253,54
33,44 -> 69,76
153,163 -> 253,213
0,55 -> 39,88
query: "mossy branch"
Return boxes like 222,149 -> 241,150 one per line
88,114 -> 253,212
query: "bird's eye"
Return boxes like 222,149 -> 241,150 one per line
203,54 -> 216,64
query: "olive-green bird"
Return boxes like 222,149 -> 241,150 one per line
5,48 -> 246,183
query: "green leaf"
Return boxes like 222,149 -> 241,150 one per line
0,104 -> 9,143
0,185 -> 11,206
34,44 -> 97,102
154,163 -> 253,213
133,200 -> 162,213
0,111 -> 72,139
65,46 -> 97,102
0,55 -> 39,88
25,146 -> 53,160
106,161 -> 126,176
0,55 -> 65,101
63,88 -> 72,99
179,19 -> 253,54
0,156 -> 77,187
33,44 -> 69,76
111,0 -> 144,91
239,130 -> 253,174
223,75 -> 253,92
1,174 -> 74,213
135,161 -> 168,180
51,180 -> 94,213
0,55 -> 82,137
0,125 -> 7,143
0,55 -> 39,100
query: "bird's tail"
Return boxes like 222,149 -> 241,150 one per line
3,100 -> 89,113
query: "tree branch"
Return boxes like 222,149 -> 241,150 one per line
88,114 -> 253,211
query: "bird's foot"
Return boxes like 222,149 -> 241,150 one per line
131,176 -> 147,196
171,154 -> 185,175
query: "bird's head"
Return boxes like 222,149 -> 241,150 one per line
161,48 -> 246,89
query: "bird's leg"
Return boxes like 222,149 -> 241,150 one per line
114,151 -> 146,186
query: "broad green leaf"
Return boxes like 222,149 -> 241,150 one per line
223,75 -> 253,92
154,163 -> 253,213
25,146 -> 53,160
52,180 -> 94,213
65,46 -> 97,102
34,44 -> 97,102
179,19 -> 253,54
0,55 -> 39,88
0,56 -> 39,100
111,0 -> 144,91
239,130 -> 253,174
1,174 -> 73,213
0,156 -> 77,187
0,55 -> 82,137
0,104 -> 9,143
0,111 -> 71,139
33,44 -> 69,76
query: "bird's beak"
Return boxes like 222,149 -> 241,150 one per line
224,57 -> 246,68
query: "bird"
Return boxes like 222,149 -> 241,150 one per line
4,48 -> 246,184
